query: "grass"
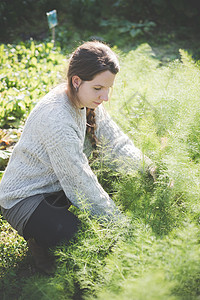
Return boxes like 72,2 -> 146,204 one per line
0,38 -> 200,299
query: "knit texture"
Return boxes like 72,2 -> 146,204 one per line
0,84 -> 152,218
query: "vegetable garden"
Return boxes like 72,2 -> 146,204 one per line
0,40 -> 200,299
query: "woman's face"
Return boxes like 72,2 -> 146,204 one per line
72,70 -> 116,109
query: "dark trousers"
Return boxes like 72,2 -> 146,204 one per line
23,191 -> 80,248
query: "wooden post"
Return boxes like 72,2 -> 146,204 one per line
52,27 -> 55,47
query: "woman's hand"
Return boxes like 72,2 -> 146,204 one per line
149,166 -> 157,182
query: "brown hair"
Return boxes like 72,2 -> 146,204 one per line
67,41 -> 120,150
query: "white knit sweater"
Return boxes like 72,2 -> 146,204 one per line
0,84 -> 152,218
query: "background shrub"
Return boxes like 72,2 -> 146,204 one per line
1,0 -> 200,43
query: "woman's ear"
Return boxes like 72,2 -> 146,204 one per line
72,75 -> 82,89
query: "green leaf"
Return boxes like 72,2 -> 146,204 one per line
130,28 -> 142,38
0,150 -> 11,169
0,171 -> 4,180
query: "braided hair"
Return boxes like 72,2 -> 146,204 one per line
66,41 -> 119,149
86,108 -> 98,150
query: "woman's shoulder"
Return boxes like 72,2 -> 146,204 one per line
30,84 -> 73,117
40,83 -> 68,107
23,84 -> 78,131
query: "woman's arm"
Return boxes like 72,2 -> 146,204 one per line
40,114 -> 120,220
95,104 -> 155,174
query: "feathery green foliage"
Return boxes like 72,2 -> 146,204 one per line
0,42 -> 200,300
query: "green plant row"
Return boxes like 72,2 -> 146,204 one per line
0,42 -> 66,128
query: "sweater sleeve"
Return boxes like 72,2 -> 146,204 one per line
95,105 -> 154,173
40,112 -> 119,219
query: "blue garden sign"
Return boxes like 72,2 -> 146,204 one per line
46,10 -> 58,29
46,10 -> 58,46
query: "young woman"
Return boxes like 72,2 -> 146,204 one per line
0,41 -> 155,274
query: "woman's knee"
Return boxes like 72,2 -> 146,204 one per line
23,199 -> 80,248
